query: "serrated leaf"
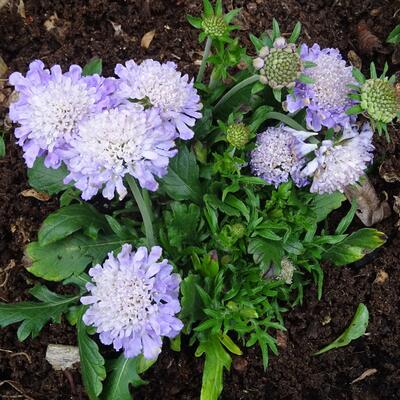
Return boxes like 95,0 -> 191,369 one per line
28,157 -> 71,195
311,192 -> 346,222
77,309 -> 106,400
38,204 -> 108,246
314,303 -> 369,355
161,146 -> 202,203
164,202 -> 201,247
102,354 -> 156,400
27,233 -> 127,281
196,335 -> 231,400
322,228 -> 386,266
0,284 -> 79,341
82,58 -> 102,76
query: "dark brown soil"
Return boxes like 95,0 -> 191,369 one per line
1,0 -> 400,399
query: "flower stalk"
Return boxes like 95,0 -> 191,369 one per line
196,36 -> 213,84
126,175 -> 156,248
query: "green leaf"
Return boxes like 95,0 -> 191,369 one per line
161,146 -> 203,204
335,199 -> 357,235
28,157 -> 71,195
27,233 -> 127,281
203,0 -> 214,17
346,104 -> 364,115
214,75 -> 259,119
370,62 -> 377,79
311,192 -> 345,222
387,24 -> 400,44
215,0 -> 223,16
196,335 -> 231,400
322,228 -> 386,266
271,18 -> 280,40
219,333 -> 242,355
82,58 -> 102,76
248,238 -> 283,270
0,284 -> 79,341
77,309 -> 106,400
224,8 -> 241,24
38,204 -> 108,246
288,21 -> 301,43
59,188 -> 81,207
272,88 -> 282,102
249,34 -> 263,51
352,67 -> 366,84
180,274 -> 205,332
314,304 -> 369,355
164,202 -> 201,247
187,15 -> 203,29
0,135 -> 5,158
102,354 -> 156,400
298,74 -> 315,84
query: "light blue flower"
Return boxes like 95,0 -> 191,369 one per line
81,244 -> 183,360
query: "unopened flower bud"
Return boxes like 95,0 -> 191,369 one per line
226,123 -> 250,149
202,15 -> 227,39
360,78 -> 399,123
253,57 -> 265,70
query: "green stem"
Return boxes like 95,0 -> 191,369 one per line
196,36 -> 213,83
126,175 -> 155,248
264,111 -> 306,131
214,75 -> 259,113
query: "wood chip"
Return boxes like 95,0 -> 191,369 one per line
0,0 -> 10,11
20,189 -> 51,201
374,270 -> 389,284
17,0 -> 25,18
44,13 -> 59,31
46,344 -> 80,371
141,30 -> 156,49
351,368 -> 377,384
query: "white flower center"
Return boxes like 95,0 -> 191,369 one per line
132,64 -> 189,112
28,78 -> 94,149
307,53 -> 354,110
73,109 -> 150,171
91,267 -> 156,332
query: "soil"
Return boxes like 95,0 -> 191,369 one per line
0,0 -> 400,399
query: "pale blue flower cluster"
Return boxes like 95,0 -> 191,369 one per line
81,244 -> 183,359
9,59 -> 202,200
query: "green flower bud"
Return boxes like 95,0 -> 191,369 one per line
226,123 -> 250,149
202,15 -> 227,39
255,38 -> 302,89
360,78 -> 399,123
230,223 -> 246,239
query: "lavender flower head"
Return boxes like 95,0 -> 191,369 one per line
286,44 -> 356,132
302,123 -> 374,194
63,106 -> 177,200
250,125 -> 317,187
115,59 -> 202,140
9,60 -> 115,168
81,244 -> 183,359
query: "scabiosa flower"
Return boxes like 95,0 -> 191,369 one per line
81,244 -> 183,360
286,44 -> 356,132
302,123 -> 374,194
9,60 -> 115,168
63,106 -> 177,200
115,59 -> 202,140
253,37 -> 303,89
250,125 -> 317,187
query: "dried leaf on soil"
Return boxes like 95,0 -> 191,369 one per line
347,50 -> 362,69
357,20 -> 382,55
344,177 -> 391,226
379,158 -> 400,182
373,270 -> 388,284
46,344 -> 80,371
20,188 -> 51,201
17,0 -> 25,18
141,30 -> 156,49
351,368 -> 377,384
43,13 -> 59,31
0,56 -> 8,77
0,0 -> 10,11
393,195 -> 400,230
